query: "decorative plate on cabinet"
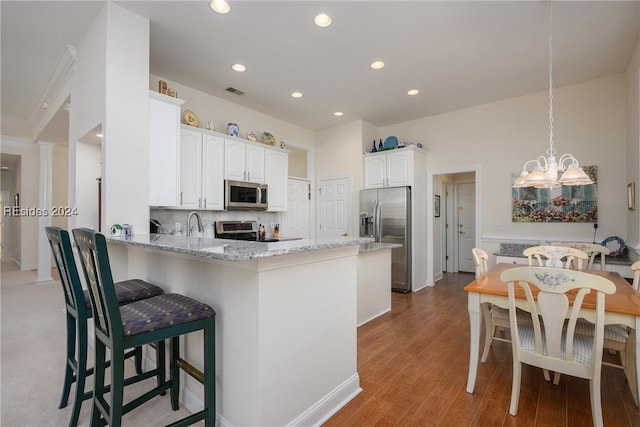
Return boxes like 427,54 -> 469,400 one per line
183,110 -> 199,127
383,136 -> 398,149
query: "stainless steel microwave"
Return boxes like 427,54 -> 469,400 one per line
225,180 -> 268,210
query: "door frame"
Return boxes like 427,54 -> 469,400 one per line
427,165 -> 482,287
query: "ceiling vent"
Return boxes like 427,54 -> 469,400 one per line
226,87 -> 245,96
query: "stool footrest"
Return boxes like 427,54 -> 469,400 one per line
122,381 -> 172,415
176,357 -> 204,384
166,409 -> 209,427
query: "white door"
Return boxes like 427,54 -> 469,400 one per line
224,140 -> 247,181
282,178 -> 310,238
245,144 -> 265,183
317,176 -> 350,238
386,150 -> 411,187
265,150 -> 288,211
363,155 -> 386,188
457,182 -> 476,272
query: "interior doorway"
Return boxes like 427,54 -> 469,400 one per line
427,166 -> 481,286
317,175 -> 351,238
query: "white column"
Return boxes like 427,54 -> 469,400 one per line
36,141 -> 55,283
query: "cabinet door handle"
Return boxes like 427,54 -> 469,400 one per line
199,198 -> 202,208
180,192 -> 183,206
204,198 -> 207,208
248,171 -> 251,181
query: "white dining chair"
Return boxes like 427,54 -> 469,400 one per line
500,267 -> 616,427
523,245 -> 588,270
552,242 -> 610,270
632,260 -> 640,291
473,248 -> 531,363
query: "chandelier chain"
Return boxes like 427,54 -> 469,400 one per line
547,0 -> 555,157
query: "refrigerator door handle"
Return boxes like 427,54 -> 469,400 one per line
375,200 -> 382,242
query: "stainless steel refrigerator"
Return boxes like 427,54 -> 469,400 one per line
360,187 -> 411,292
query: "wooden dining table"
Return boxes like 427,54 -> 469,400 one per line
464,263 -> 640,405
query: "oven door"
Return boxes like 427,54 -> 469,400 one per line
225,180 -> 268,210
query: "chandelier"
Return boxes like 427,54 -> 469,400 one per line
513,1 -> 593,189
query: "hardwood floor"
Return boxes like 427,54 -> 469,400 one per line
324,272 -> 640,426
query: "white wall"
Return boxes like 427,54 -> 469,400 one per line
381,75 -> 627,258
0,138 -> 39,269
149,74 -> 315,150
315,120 -> 367,236
70,3 -> 150,234
69,5 -> 106,229
626,37 -> 640,249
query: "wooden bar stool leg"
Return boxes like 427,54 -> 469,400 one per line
170,336 -> 180,411
157,340 -> 167,395
59,313 -> 76,409
109,352 -> 125,427
204,317 -> 216,426
91,340 -> 107,427
134,346 -> 143,374
70,318 -> 89,427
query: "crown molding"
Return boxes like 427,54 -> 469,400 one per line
29,45 -> 77,139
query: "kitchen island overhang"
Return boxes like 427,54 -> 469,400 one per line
107,234 -> 374,426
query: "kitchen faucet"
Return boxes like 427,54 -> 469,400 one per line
186,211 -> 204,237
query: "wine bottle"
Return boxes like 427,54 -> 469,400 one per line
371,140 -> 377,153
378,139 -> 383,150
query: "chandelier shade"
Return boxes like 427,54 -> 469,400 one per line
512,1 -> 593,189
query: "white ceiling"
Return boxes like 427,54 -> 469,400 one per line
1,1 -> 639,145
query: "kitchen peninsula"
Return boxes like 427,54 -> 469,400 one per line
107,234 -> 389,426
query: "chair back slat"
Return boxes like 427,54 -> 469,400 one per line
501,267 -> 615,368
552,242 -> 610,270
45,226 -> 85,314
523,245 -> 588,270
73,228 -> 121,341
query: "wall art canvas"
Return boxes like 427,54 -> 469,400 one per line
511,165 -> 597,223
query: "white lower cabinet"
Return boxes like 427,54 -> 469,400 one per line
180,128 -> 224,210
265,149 -> 288,211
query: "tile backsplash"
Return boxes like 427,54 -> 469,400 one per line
150,208 -> 281,236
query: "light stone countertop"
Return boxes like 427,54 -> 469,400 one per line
107,234 -> 375,262
494,242 -> 633,266
359,242 -> 402,253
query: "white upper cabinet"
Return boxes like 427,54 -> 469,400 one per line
224,139 -> 265,183
149,91 -> 184,206
363,148 -> 414,188
180,128 -> 224,210
265,149 -> 288,211
201,134 -> 225,210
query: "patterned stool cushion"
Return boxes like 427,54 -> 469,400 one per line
83,279 -> 165,309
120,293 -> 216,337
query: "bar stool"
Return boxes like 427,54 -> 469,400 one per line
72,227 -> 216,427
45,226 -> 165,427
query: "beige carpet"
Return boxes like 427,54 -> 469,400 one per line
1,259 -> 196,426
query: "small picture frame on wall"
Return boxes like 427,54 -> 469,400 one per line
434,195 -> 441,217
628,182 -> 635,210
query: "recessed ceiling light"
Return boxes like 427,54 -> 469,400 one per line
291,92 -> 303,98
210,0 -> 231,14
314,13 -> 332,28
370,61 -> 385,70
407,89 -> 420,96
231,63 -> 246,72
333,111 -> 343,117
96,133 -> 103,138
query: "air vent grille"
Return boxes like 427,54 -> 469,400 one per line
226,87 -> 245,96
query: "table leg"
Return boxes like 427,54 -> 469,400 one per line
467,292 -> 481,393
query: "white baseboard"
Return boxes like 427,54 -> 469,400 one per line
286,373 -> 362,427
144,353 -> 361,427
357,308 -> 390,327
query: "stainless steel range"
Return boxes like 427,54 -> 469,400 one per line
214,221 -> 300,242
